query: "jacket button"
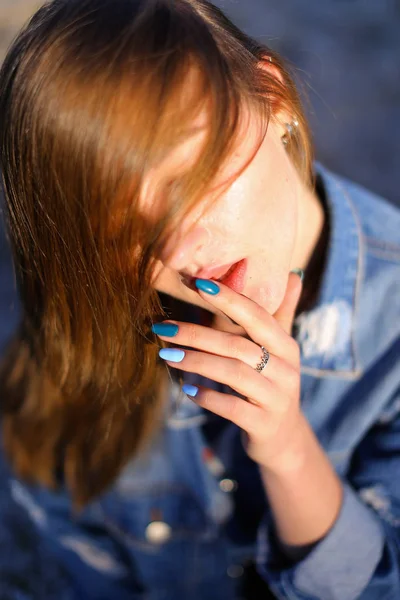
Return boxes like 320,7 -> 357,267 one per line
227,564 -> 244,578
145,521 -> 172,544
219,478 -> 238,492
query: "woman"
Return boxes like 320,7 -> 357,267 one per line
0,0 -> 399,598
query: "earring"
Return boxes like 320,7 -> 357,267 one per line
282,117 -> 299,146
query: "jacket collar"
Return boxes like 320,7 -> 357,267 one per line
295,162 -> 363,378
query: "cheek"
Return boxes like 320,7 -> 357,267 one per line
248,174 -> 298,260
256,153 -> 299,259
238,142 -> 297,246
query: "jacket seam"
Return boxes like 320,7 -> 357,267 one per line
365,247 -> 400,264
364,236 -> 400,263
300,365 -> 363,380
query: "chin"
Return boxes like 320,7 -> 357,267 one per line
245,280 -> 285,315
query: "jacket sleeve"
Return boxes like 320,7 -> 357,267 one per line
254,387 -> 400,600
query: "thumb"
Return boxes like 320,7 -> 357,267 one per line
273,269 -> 304,335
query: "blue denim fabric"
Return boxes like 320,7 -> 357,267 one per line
0,161 -> 399,599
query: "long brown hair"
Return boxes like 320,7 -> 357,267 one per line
0,0 -> 313,508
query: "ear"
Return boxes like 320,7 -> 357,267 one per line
256,56 -> 293,140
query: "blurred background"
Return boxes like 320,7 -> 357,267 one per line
213,0 -> 400,207
1,0 -> 399,206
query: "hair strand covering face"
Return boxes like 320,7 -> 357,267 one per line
0,0 -> 313,508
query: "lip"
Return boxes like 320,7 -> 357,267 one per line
218,258 -> 247,293
196,261 -> 237,281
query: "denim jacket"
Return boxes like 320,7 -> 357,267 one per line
0,161 -> 400,600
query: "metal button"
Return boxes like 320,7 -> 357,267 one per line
203,447 -> 225,477
145,521 -> 172,544
227,564 -> 244,578
219,478 -> 238,493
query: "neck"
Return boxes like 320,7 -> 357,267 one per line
295,174 -> 330,316
293,178 -> 325,275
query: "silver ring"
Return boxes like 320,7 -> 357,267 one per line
255,346 -> 270,373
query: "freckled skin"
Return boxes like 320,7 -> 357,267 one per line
148,103 -> 324,330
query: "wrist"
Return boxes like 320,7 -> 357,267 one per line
260,413 -> 315,476
258,414 -> 344,549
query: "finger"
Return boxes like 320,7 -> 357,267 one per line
193,277 -> 298,365
155,321 -> 292,385
160,349 -> 288,409
181,384 -> 266,437
273,270 -> 303,335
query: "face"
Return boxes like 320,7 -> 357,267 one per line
146,102 -> 303,322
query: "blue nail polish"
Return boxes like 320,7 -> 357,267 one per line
159,348 -> 185,362
152,323 -> 179,337
195,279 -> 220,295
290,268 -> 304,282
182,384 -> 199,397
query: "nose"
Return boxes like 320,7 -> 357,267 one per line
158,225 -> 210,275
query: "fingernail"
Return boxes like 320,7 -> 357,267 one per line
159,348 -> 185,362
182,384 -> 199,397
195,279 -> 220,295
151,323 -> 179,337
290,268 -> 304,282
